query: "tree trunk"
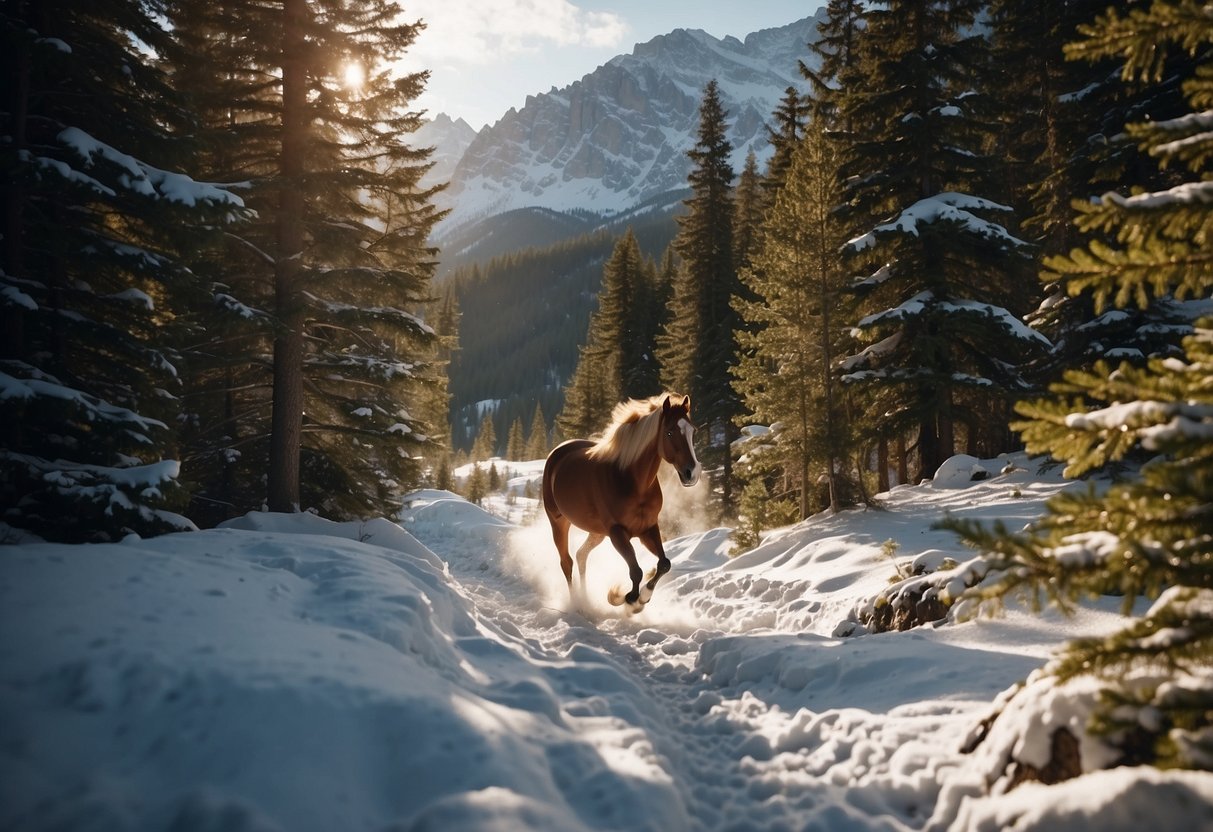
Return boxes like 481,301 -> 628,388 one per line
266,0 -> 307,512
877,436 -> 889,493
896,432 -> 908,486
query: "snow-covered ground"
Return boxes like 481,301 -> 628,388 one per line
3,454 -> 1212,831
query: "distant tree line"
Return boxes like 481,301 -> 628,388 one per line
0,0 -> 447,539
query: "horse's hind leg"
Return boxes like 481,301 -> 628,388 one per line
575,533 -> 604,586
547,512 -> 574,591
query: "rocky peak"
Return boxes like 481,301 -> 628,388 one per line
435,13 -> 824,237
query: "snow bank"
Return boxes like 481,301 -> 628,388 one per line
0,514 -> 687,831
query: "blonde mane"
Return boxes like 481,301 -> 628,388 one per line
586,395 -> 669,470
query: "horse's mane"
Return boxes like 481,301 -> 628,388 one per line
586,395 -> 668,470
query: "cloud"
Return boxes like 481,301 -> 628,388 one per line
403,0 -> 629,65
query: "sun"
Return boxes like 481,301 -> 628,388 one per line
342,60 -> 365,90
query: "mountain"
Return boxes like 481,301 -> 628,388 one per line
414,113 -> 479,193
433,12 -> 826,450
435,12 -> 824,239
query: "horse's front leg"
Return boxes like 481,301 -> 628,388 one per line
605,524 -> 644,610
637,525 -> 671,605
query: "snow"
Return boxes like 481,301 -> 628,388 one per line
3,455 -> 1212,831
57,127 -> 247,211
847,192 -> 1027,253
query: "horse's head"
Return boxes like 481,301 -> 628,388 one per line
658,394 -> 701,487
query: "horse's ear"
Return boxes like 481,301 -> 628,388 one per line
662,395 -> 672,413
682,395 -> 691,412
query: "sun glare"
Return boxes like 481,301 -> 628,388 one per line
342,61 -> 365,90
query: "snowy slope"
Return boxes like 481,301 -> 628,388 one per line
436,13 -> 822,236
3,456 -> 1212,831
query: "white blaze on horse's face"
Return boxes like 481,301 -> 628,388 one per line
678,418 -> 701,487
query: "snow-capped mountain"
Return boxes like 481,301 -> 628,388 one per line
414,113 -> 479,193
435,12 -> 824,237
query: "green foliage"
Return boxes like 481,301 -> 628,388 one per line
0,0 -> 247,540
836,0 -> 1040,481
164,0 -> 441,522
733,125 -> 853,517
951,0 -> 1213,771
526,405 -> 550,460
732,476 -> 799,553
471,412 -> 497,461
660,79 -> 743,515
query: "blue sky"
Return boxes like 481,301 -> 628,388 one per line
398,0 -> 816,129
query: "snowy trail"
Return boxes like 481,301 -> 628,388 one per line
405,498 -> 962,832
10,458 -> 1209,832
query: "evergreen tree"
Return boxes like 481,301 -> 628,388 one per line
505,417 -> 525,461
165,0 -> 441,520
989,0 -> 1194,386
733,151 -> 765,274
433,454 -> 452,492
526,404 -> 549,460
734,126 -> 852,517
471,411 -> 496,461
558,229 -> 657,438
801,0 -> 866,127
836,0 -> 1044,482
464,462 -> 486,505
763,86 -> 807,195
0,0 -> 247,540
660,79 -> 741,514
951,0 -> 1213,770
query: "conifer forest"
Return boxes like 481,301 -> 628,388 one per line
3,0 -> 1213,810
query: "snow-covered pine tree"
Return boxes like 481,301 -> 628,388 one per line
837,0 -> 1046,482
990,0 -> 1198,387
951,0 -> 1213,771
0,0 -> 247,541
164,0 -> 442,521
734,125 -> 852,518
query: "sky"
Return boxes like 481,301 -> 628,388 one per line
396,0 -> 815,129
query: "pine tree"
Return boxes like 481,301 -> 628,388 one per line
734,126 -> 852,517
733,151 -> 765,274
464,462 -> 486,505
836,0 -> 1045,482
558,229 -> 656,439
950,0 -> 1213,771
989,0 -> 1195,386
526,404 -> 549,460
0,0 -> 247,540
801,0 -> 866,128
762,87 -> 807,195
505,417 -> 525,461
660,79 -> 741,514
471,412 -> 497,461
165,0 -> 441,521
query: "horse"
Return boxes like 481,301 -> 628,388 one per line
541,394 -> 701,613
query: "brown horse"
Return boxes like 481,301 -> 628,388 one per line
542,394 -> 701,612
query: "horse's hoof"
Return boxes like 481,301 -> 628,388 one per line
638,584 -> 654,604
625,598 -> 647,616
606,584 -> 627,606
